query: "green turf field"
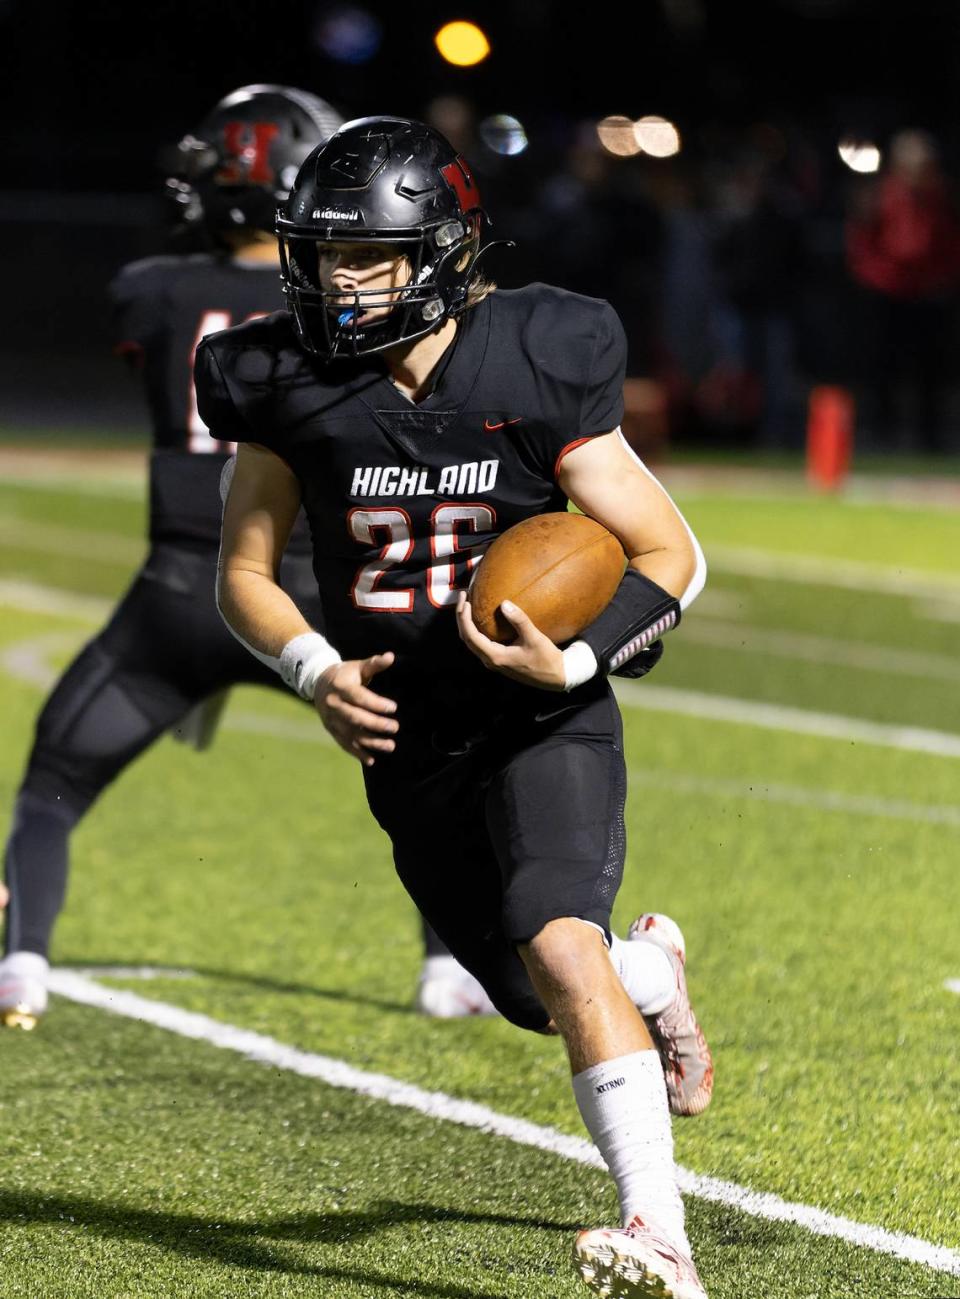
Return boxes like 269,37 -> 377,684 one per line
1,453 -> 959,1298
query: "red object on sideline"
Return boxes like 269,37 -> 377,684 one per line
807,386 -> 854,490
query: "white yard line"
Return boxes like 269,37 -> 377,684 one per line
58,965 -> 197,980
0,631 -> 89,689
0,518 -> 143,564
0,578 -> 111,621
45,970 -> 960,1279
615,682 -> 960,760
707,543 -> 960,601
683,619 -> 960,682
629,768 -> 960,829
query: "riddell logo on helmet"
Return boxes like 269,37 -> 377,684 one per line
313,207 -> 362,221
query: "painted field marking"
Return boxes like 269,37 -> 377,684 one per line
0,579 -> 111,621
615,682 -> 960,760
707,544 -> 960,601
45,970 -> 960,1279
59,966 -> 197,980
682,619 -> 960,682
629,768 -> 960,829
0,517 -> 143,564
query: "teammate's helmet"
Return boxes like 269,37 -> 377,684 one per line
165,85 -> 343,239
277,116 -> 489,359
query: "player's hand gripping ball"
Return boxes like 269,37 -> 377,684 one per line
469,512 -> 625,644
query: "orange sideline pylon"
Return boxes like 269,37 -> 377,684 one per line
807,385 -> 854,491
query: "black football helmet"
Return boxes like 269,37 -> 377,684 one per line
164,85 -> 343,240
277,117 -> 491,358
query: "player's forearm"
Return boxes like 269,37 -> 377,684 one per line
217,564 -> 311,659
217,564 -> 343,702
625,542 -> 697,606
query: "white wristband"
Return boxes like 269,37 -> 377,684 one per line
279,632 -> 342,701
561,640 -> 599,692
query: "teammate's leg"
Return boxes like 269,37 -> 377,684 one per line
414,918 -> 496,1018
1,560 -> 231,1026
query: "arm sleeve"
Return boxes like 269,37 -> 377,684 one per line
194,341 -> 257,445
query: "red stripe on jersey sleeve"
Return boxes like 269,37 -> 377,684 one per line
553,436 -> 595,480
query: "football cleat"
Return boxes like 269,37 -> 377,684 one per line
415,955 -> 497,1018
0,951 -> 49,1031
628,913 -> 713,1117
574,1215 -> 708,1299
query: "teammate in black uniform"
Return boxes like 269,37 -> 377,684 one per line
202,118 -> 713,1299
0,86 -> 341,1028
0,88 -> 484,1032
1,84 -> 462,1025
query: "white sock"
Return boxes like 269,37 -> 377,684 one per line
572,1049 -> 689,1250
609,934 -> 675,1015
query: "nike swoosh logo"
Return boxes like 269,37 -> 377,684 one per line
483,417 -> 523,431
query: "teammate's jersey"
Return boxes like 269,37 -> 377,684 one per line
195,284 -> 625,709
110,252 -> 295,549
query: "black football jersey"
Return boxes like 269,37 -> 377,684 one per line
195,284 -> 625,712
110,252 -> 297,548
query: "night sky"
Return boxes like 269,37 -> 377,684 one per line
3,0 -> 960,192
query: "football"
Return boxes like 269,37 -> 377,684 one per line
469,512 -> 625,644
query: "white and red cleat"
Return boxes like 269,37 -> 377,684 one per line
574,1215 -> 708,1299
415,955 -> 497,1018
628,913 -> 713,1117
0,951 -> 49,1031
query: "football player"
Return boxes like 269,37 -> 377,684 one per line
201,118 -> 713,1299
0,90 -> 488,1032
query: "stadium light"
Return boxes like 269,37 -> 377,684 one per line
597,116 -> 642,157
634,115 -> 681,158
435,20 -> 491,66
838,138 -> 882,173
479,114 -> 528,156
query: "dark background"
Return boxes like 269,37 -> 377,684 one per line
3,0 -> 959,448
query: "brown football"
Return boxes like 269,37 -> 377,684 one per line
469,512 -> 625,644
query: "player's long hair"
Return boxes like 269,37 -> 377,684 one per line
465,274 -> 495,309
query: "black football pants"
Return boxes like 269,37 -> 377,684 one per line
363,685 -> 628,1033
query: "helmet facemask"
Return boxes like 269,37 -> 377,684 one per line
278,214 -> 483,359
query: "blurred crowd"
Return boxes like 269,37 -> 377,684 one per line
426,98 -> 960,456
